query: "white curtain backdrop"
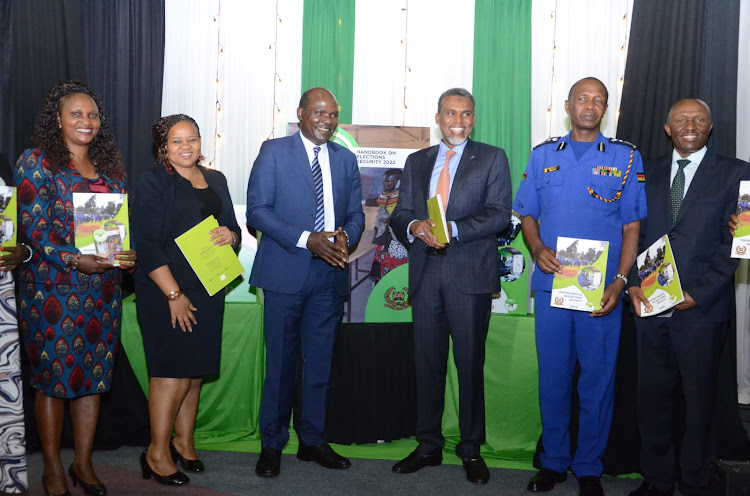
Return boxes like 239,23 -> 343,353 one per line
352,0 -> 475,144
530,0 -> 633,148
735,2 -> 750,404
162,0 -> 303,203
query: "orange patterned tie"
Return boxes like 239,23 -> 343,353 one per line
436,150 -> 456,211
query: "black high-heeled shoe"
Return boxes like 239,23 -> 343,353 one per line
67,464 -> 107,496
42,475 -> 72,496
140,449 -> 190,486
170,439 -> 206,473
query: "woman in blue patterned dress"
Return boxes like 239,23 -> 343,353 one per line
15,81 -> 136,496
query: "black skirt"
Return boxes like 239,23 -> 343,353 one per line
135,282 -> 224,378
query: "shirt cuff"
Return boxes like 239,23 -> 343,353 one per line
406,220 -> 417,243
297,231 -> 311,249
450,221 -> 458,238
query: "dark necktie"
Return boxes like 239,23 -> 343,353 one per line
670,159 -> 690,225
312,146 -> 325,232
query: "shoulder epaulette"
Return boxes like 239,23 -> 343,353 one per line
533,136 -> 561,150
609,137 -> 637,149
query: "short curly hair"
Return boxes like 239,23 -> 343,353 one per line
151,114 -> 202,174
32,80 -> 125,180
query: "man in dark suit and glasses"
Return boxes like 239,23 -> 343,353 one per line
390,87 -> 512,484
246,87 -> 365,478
627,99 -> 749,496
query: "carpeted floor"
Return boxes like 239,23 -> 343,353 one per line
26,446 -> 643,496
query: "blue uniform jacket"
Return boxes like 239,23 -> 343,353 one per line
513,132 -> 647,292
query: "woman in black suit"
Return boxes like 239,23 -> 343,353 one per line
132,114 -> 240,486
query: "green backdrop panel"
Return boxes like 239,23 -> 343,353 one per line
120,294 -> 265,443
301,0 -> 355,124
121,297 -> 540,468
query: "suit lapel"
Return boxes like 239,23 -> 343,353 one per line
291,132 -> 316,192
419,146 -> 439,204
674,150 -> 718,227
450,140 -> 478,209
328,142 -> 341,210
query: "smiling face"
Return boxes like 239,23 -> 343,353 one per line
665,99 -> 713,158
436,95 -> 475,148
165,120 -> 202,170
565,79 -> 608,134
57,93 -> 100,149
297,89 -> 339,145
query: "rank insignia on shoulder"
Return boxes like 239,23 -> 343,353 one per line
597,142 -> 606,152
544,165 -> 560,173
637,173 -> 645,182
522,171 -> 528,182
609,137 -> 637,149
533,136 -> 561,150
593,165 -> 621,177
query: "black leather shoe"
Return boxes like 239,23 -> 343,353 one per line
297,443 -> 351,469
392,449 -> 442,473
170,439 -> 205,473
255,448 -> 282,477
463,456 -> 490,484
67,464 -> 106,496
628,481 -> 673,496
139,449 -> 189,486
527,468 -> 567,492
579,476 -> 604,496
42,475 -> 72,496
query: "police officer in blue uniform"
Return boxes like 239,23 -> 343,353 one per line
514,77 -> 647,496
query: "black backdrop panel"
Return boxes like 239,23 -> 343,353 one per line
617,0 -> 739,161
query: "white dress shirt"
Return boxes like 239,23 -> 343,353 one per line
297,133 -> 336,249
670,146 -> 708,199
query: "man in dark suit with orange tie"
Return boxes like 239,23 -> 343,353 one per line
627,99 -> 749,496
390,88 -> 511,484
246,87 -> 365,478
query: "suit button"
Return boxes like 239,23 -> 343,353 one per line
311,214 -> 315,219
669,234 -> 675,240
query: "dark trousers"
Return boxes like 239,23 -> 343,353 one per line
259,259 -> 344,450
410,254 -> 492,459
635,312 -> 727,495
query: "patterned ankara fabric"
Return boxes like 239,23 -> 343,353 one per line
14,149 -> 127,398
0,270 -> 27,493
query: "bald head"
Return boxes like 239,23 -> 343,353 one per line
666,98 -> 712,124
568,77 -> 608,104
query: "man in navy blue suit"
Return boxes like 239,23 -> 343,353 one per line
390,88 -> 512,484
627,99 -> 749,496
246,87 -> 365,478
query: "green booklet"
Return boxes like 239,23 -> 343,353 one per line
426,194 -> 450,244
0,186 -> 17,253
551,237 -> 609,312
73,192 -> 129,266
732,180 -> 750,258
636,234 -> 684,315
174,215 -> 243,296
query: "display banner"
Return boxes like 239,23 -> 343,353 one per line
492,212 -> 530,315
289,123 -> 429,322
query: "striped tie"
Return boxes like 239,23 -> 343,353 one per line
312,146 -> 325,232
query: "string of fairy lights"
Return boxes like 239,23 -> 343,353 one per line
267,0 -> 283,141
545,0 -> 559,138
401,0 -> 410,126
616,0 -> 631,123
545,0 -> 632,137
208,0 -> 223,169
